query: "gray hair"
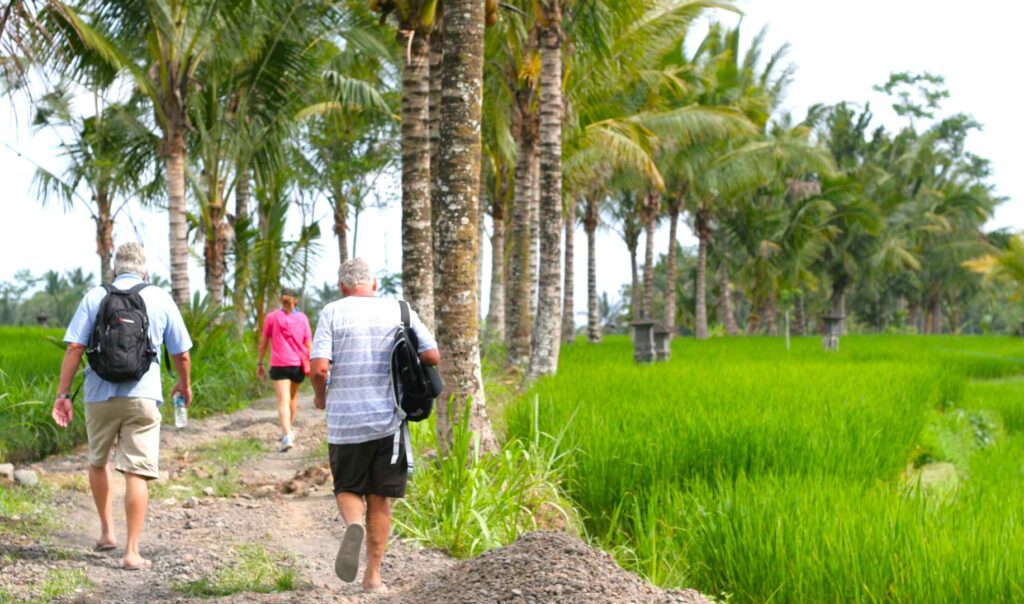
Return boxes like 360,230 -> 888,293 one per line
113,242 -> 147,278
339,258 -> 373,288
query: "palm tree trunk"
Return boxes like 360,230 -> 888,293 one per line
204,172 -> 227,308
485,198 -> 506,342
747,305 -> 761,335
719,263 -> 739,336
95,187 -> 114,284
232,166 -> 251,331
794,292 -> 806,336
561,199 -> 575,344
629,242 -> 640,320
764,294 -> 778,336
694,207 -> 710,339
528,149 -> 540,322
333,195 -> 349,264
506,111 -> 538,366
528,2 -> 564,381
430,13 -> 444,311
830,280 -> 847,335
664,195 -> 682,332
166,131 -> 190,307
641,191 -> 658,320
584,196 -> 601,343
434,0 -> 497,454
400,30 -> 435,329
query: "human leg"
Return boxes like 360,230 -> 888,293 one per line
110,398 -> 161,569
362,494 -> 391,589
85,401 -> 121,550
289,380 -> 300,427
122,472 -> 150,568
273,378 -> 292,438
87,464 -> 117,548
335,492 -> 365,525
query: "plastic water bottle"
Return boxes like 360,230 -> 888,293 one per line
173,393 -> 188,429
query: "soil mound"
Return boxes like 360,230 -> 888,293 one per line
392,531 -> 709,604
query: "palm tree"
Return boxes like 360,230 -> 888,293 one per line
582,193 -> 603,342
31,88 -> 158,283
526,0 -> 566,380
483,2 -> 539,366
49,0 -> 262,306
432,0 -> 497,453
370,0 -> 440,329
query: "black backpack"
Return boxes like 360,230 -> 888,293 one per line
391,300 -> 443,422
86,284 -> 157,383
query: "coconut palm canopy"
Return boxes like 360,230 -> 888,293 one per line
0,0 -> 1015,429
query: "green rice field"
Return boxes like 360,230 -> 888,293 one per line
507,336 -> 1024,603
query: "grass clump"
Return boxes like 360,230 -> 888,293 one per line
154,437 -> 264,499
393,399 -> 580,558
0,483 -> 57,540
176,543 -> 302,597
38,568 -> 91,602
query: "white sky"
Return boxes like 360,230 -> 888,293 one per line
1,0 -> 1020,323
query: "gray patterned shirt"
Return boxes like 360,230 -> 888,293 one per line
311,296 -> 437,445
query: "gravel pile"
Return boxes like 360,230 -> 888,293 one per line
392,531 -> 709,604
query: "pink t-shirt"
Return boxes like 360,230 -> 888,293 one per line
263,308 -> 312,368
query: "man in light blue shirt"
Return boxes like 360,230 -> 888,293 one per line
51,242 -> 192,571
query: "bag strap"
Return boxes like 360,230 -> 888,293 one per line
399,300 -> 421,351
278,313 -> 309,358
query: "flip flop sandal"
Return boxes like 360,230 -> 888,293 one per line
122,559 -> 153,571
362,584 -> 389,594
335,522 -> 364,583
93,543 -> 117,552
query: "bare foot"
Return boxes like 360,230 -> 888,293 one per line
122,555 -> 152,571
362,582 -> 388,593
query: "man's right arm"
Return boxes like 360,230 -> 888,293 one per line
310,308 -> 333,410
163,295 -> 194,406
171,352 -> 193,407
311,358 -> 329,409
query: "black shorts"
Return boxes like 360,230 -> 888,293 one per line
269,365 -> 305,384
329,433 -> 408,498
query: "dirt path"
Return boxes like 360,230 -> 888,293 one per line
2,395 -> 455,603
1,396 -> 707,604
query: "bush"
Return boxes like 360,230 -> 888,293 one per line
393,399 -> 580,558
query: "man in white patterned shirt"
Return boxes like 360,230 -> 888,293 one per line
310,258 -> 439,593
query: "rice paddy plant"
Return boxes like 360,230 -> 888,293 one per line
962,378 -> 1024,433
506,335 -> 1024,602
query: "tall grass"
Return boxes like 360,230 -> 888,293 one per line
393,399 -> 580,558
507,335 -> 1024,603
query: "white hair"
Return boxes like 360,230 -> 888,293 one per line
113,242 -> 147,278
339,258 -> 373,288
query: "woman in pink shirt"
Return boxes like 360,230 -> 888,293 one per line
257,288 -> 312,452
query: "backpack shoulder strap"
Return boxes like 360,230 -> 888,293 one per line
397,300 -> 409,329
399,300 -> 421,350
128,283 -> 150,296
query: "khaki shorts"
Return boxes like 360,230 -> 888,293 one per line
85,397 -> 162,479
